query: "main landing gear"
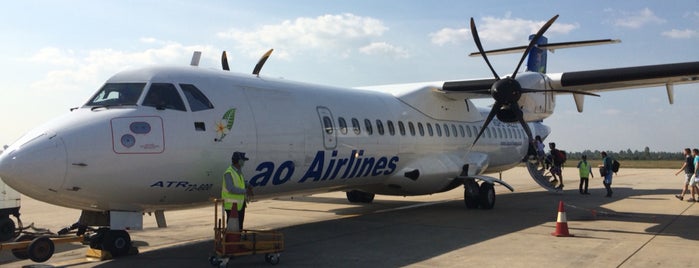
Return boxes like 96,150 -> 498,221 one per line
346,190 -> 375,203
463,179 -> 495,210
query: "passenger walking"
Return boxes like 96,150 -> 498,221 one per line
599,151 -> 614,197
674,148 -> 694,201
548,142 -> 566,189
577,155 -> 593,195
689,148 -> 699,202
535,136 -> 546,171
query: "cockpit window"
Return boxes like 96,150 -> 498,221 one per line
85,83 -> 146,107
180,84 -> 214,111
143,83 -> 186,111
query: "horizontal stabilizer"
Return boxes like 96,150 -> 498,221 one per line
468,39 -> 621,57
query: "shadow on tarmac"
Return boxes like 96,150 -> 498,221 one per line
71,186 -> 699,268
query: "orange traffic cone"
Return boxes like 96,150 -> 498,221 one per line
225,203 -> 242,254
551,200 -> 574,237
226,203 -> 240,232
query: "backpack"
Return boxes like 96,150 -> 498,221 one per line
612,159 -> 620,173
553,149 -> 567,164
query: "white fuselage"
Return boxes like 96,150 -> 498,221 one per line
0,66 -> 550,212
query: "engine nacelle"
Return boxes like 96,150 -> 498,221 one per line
516,72 -> 556,122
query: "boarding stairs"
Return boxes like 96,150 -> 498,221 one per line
524,156 -> 561,192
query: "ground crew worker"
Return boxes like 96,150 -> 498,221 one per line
222,151 -> 253,230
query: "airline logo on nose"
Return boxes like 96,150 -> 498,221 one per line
249,150 -> 399,187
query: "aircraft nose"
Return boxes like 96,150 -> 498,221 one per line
0,132 -> 67,196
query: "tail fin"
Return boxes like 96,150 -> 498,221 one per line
526,35 -> 548,73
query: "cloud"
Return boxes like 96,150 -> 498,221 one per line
430,28 -> 470,46
613,8 -> 665,29
359,42 -> 410,59
217,13 -> 389,60
662,29 -> 698,38
430,15 -> 578,46
27,40 -> 215,93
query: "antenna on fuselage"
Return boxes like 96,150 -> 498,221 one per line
190,51 -> 202,67
252,49 -> 274,76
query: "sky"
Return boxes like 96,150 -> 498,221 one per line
0,1 -> 697,153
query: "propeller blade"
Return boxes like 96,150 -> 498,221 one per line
470,18 -> 500,80
221,51 -> 230,71
521,88 -> 600,97
512,15 -> 558,79
253,49 -> 274,76
473,102 -> 502,145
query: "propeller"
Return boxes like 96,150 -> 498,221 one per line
252,49 -> 274,76
221,51 -> 230,71
469,15 -> 599,146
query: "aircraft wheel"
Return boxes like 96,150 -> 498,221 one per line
463,180 -> 479,209
0,215 -> 16,242
346,190 -> 375,203
478,183 -> 496,210
101,230 -> 131,257
27,236 -> 55,263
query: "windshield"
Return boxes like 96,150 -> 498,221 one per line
85,83 -> 146,107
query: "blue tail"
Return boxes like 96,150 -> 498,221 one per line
526,35 -> 548,73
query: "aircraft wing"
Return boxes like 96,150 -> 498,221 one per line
548,61 -> 699,93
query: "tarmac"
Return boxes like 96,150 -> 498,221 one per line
1,166 -> 698,267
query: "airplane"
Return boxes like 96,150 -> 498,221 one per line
0,15 -> 698,258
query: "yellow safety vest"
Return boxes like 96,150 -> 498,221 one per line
578,161 -> 591,178
222,166 -> 245,210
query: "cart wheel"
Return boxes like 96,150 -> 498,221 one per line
265,253 -> 280,265
209,256 -> 221,266
11,234 -> 33,260
27,236 -> 55,263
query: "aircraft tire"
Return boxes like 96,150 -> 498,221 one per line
101,230 -> 131,257
478,183 -> 496,210
463,180 -> 479,209
0,215 -> 16,242
346,190 -> 375,203
11,234 -> 33,260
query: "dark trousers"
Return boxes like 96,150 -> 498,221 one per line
603,182 -> 613,197
225,203 -> 247,230
579,177 -> 589,194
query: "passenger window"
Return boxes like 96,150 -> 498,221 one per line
323,116 -> 334,134
408,122 -> 416,136
485,127 -> 491,138
376,120 -> 385,135
387,120 -> 395,136
417,122 -> 424,136
436,124 -> 442,137
497,128 -> 503,138
86,83 -> 145,107
352,118 -> 361,135
466,125 -> 472,137
398,121 -> 406,136
459,125 -> 465,137
364,119 -> 373,135
338,117 -> 348,135
143,83 -> 186,111
180,84 -> 214,111
427,123 -> 433,136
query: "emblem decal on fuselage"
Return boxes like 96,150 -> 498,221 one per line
215,108 -> 236,142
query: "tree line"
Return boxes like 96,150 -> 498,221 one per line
563,147 -> 683,161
